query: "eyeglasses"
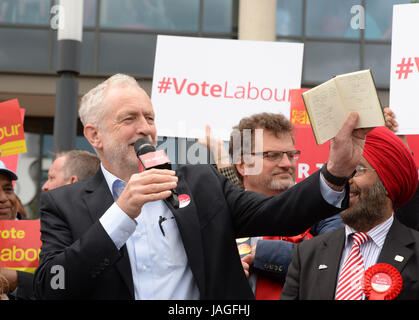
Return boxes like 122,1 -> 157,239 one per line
353,165 -> 376,177
249,150 -> 301,162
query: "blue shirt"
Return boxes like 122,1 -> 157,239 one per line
99,164 -> 199,300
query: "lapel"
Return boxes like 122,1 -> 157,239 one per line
376,218 -> 414,274
315,229 -> 346,299
164,171 -> 206,298
82,170 -> 135,299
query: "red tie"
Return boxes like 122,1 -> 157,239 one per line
335,232 -> 371,300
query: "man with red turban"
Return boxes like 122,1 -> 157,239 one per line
281,127 -> 419,300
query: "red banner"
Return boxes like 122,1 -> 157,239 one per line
0,99 -> 27,157
290,89 -> 329,183
0,107 -> 25,175
0,220 -> 41,274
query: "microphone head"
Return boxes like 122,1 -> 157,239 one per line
134,138 -> 156,157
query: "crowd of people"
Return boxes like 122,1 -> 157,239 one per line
1,73 -> 418,300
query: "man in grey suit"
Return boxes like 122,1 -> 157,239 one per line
281,127 -> 419,300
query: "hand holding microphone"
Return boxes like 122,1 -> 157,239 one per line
115,138 -> 179,219
134,138 -> 179,208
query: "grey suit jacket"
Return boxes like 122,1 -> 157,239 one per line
281,218 -> 419,300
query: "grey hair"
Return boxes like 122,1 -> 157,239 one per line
79,73 -> 140,128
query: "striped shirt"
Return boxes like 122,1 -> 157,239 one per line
336,215 -> 394,299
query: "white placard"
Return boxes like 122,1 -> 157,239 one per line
389,4 -> 419,135
151,35 -> 304,140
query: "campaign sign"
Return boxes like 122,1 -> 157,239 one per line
0,99 -> 27,157
290,89 -> 329,182
389,4 -> 419,135
0,107 -> 25,177
0,220 -> 41,274
152,35 -> 304,140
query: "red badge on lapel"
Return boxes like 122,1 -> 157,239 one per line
178,194 -> 191,208
363,263 -> 403,300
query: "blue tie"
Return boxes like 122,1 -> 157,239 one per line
112,179 -> 126,201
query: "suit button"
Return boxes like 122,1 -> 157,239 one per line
103,258 -> 110,266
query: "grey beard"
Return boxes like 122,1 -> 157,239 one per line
267,179 -> 295,192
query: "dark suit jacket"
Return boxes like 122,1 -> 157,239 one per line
281,218 -> 419,300
34,164 -> 347,300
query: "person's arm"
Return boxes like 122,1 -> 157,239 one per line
217,166 -> 241,187
0,268 -> 17,294
197,125 -> 231,169
311,214 -> 344,236
34,194 -> 125,300
383,107 -> 411,151
323,112 -> 371,192
252,240 -> 294,282
34,169 -> 178,299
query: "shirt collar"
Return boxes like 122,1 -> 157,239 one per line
344,214 -> 394,248
101,163 -> 122,194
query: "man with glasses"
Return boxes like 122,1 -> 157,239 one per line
281,127 -> 419,300
200,113 -> 343,299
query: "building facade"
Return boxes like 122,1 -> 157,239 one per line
0,0 -> 413,217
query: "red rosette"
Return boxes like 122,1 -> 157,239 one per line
363,263 -> 403,300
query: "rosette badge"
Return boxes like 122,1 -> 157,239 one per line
363,263 -> 403,300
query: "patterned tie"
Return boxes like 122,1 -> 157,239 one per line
112,179 -> 126,201
335,232 -> 371,300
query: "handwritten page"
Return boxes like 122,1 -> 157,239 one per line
334,70 -> 384,128
303,79 -> 346,144
302,69 -> 384,144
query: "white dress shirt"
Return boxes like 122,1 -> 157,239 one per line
336,215 -> 394,299
99,164 -> 199,300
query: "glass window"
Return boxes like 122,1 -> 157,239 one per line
305,0 -> 361,39
42,134 -> 96,159
276,0 -> 302,37
52,0 -> 96,27
365,0 -> 411,40
52,31 -> 96,74
83,0 -> 96,27
98,32 -> 156,76
0,0 -> 50,24
364,43 -> 391,88
202,0 -> 236,33
0,28 -> 49,71
303,41 -> 360,84
100,0 -> 199,31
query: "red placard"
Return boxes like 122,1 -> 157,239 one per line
290,89 -> 329,182
0,99 -> 27,157
0,107 -> 26,175
0,220 -> 42,274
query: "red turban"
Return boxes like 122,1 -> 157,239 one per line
363,127 -> 418,207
